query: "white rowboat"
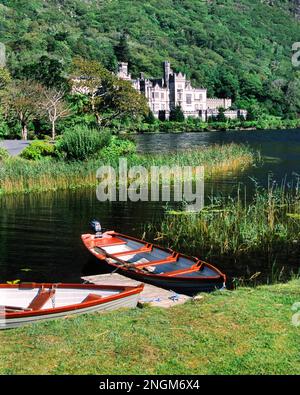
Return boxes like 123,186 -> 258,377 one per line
0,282 -> 144,329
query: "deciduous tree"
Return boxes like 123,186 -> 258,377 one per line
1,80 -> 43,140
42,87 -> 71,140
96,77 -> 148,125
170,106 -> 185,122
114,31 -> 130,63
70,58 -> 110,114
0,67 -> 11,91
21,56 -> 67,89
71,58 -> 148,125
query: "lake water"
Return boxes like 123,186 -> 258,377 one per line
136,129 -> 300,190
1,129 -> 300,284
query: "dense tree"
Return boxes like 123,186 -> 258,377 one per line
169,106 -> 185,122
216,108 -> 227,122
242,100 -> 266,121
214,68 -> 240,100
71,58 -> 110,115
0,67 -> 11,91
71,58 -> 148,125
239,74 -> 263,100
114,31 -> 130,64
1,80 -> 43,140
144,110 -> 156,124
0,68 -> 13,138
96,77 -> 148,125
286,74 -> 300,116
20,56 -> 67,89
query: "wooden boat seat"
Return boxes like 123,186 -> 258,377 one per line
27,289 -> 56,311
135,252 -> 180,268
113,243 -> 153,257
82,293 -> 103,303
94,237 -> 127,248
104,250 -> 180,270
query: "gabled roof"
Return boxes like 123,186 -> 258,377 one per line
149,78 -> 165,88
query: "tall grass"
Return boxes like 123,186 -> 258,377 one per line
131,143 -> 256,175
146,183 -> 300,276
0,146 -> 9,161
0,143 -> 257,195
0,158 -> 100,194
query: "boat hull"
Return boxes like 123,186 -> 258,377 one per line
81,232 -> 226,295
0,293 -> 140,330
0,283 -> 143,330
99,260 -> 224,294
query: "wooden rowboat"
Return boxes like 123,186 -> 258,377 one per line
0,282 -> 144,329
81,229 -> 226,295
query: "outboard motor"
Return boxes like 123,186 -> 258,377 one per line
90,219 -> 102,237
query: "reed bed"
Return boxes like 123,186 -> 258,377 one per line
0,158 -> 99,194
146,184 -> 300,277
0,143 -> 257,195
133,143 -> 255,172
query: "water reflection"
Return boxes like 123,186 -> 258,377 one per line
0,129 -> 300,284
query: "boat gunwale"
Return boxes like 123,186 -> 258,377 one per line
0,283 -> 144,319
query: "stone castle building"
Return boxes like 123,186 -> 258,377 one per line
118,61 -> 247,121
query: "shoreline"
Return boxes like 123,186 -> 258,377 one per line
0,279 -> 299,374
112,118 -> 300,134
133,125 -> 300,134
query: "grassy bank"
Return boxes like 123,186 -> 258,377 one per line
146,186 -> 300,282
0,143 -> 257,195
0,280 -> 299,374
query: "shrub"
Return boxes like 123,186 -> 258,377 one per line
20,140 -> 56,161
99,136 -> 136,159
169,106 -> 185,122
0,146 -> 9,161
144,111 -> 157,124
57,125 -> 111,161
0,112 -> 9,139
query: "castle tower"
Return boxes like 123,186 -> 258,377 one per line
117,62 -> 131,80
163,61 -> 172,87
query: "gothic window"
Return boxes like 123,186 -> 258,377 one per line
186,94 -> 192,105
177,89 -> 183,100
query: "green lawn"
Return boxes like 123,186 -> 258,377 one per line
1,280 -> 300,375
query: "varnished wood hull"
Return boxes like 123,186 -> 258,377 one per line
81,231 -> 226,295
101,264 -> 224,294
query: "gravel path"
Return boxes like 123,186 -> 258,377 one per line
0,140 -> 31,156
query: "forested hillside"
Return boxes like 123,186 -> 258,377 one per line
1,0 -> 300,116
